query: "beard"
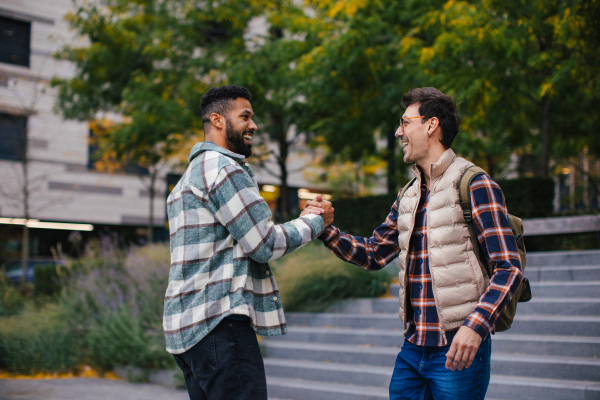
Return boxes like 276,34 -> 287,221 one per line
225,118 -> 252,158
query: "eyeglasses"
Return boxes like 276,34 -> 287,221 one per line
399,116 -> 427,130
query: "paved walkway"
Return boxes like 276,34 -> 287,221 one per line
0,379 -> 189,400
0,379 -> 289,400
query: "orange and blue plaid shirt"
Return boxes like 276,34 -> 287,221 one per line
319,174 -> 523,346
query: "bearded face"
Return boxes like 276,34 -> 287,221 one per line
225,117 -> 253,157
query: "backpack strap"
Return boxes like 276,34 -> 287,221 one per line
459,165 -> 493,279
398,177 -> 417,203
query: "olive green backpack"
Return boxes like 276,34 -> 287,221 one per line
459,165 -> 532,332
397,165 -> 532,332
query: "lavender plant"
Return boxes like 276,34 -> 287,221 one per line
62,235 -> 174,371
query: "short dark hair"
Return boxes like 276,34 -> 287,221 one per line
401,87 -> 460,149
199,85 -> 252,126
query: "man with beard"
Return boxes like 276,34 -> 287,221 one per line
163,85 -> 333,400
306,87 -> 523,399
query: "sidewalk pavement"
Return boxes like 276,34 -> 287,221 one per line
0,378 -> 289,400
0,378 -> 189,400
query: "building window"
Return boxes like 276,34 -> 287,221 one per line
0,16 -> 31,67
0,113 -> 26,161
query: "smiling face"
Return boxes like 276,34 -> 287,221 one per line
396,104 -> 430,164
224,97 -> 257,157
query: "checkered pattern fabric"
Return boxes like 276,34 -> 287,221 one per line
163,142 -> 325,354
319,174 -> 522,345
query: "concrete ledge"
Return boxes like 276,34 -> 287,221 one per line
524,215 -> 600,236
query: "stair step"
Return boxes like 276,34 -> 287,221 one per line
327,297 -> 600,316
493,332 -> 600,358
487,375 -> 600,400
529,281 -> 600,298
286,312 -> 600,336
264,358 -> 392,387
390,281 -> 600,298
492,353 -> 600,381
519,297 -> 600,315
264,341 -> 397,366
267,376 -> 388,400
266,350 -> 600,384
266,369 -> 600,400
509,314 -> 600,336
526,249 -> 600,267
270,327 -> 600,357
526,265 -> 600,282
264,340 -> 600,381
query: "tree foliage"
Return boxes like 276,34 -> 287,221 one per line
52,0 -> 599,212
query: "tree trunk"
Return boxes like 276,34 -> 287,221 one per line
147,171 -> 156,244
21,224 -> 29,284
273,112 -> 290,220
486,154 -> 495,178
20,117 -> 29,285
387,127 -> 396,194
539,99 -> 552,178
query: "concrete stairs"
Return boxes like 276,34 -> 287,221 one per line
263,250 -> 600,400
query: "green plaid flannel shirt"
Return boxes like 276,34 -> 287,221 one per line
163,142 -> 325,354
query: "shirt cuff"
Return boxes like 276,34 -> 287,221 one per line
462,311 -> 493,340
301,213 -> 326,238
318,225 -> 339,242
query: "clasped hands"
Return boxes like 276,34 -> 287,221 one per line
300,195 -> 334,227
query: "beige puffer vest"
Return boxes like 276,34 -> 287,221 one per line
396,149 -> 489,334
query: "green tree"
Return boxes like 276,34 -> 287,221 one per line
225,3 -> 329,219
295,0 -> 424,193
410,0 -> 600,177
51,0 -> 256,241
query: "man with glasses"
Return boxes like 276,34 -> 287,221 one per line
306,87 -> 523,399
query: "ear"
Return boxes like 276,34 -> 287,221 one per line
210,113 -> 225,130
428,117 -> 440,134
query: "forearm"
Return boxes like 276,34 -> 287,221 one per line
463,261 -> 522,338
319,225 -> 399,271
255,214 -> 325,263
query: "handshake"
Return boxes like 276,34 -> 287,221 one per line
300,195 -> 334,227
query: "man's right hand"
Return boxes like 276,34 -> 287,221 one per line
303,195 -> 334,227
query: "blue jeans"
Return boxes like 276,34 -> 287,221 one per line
173,318 -> 268,400
389,338 -> 492,400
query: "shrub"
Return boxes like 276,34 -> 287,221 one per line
0,303 -> 81,374
61,237 -> 174,371
34,264 -> 62,298
333,194 -> 398,237
0,282 -> 25,317
331,177 -> 555,237
496,177 -> 554,219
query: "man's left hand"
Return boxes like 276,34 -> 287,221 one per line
445,326 -> 482,371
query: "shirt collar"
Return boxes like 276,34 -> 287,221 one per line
411,148 -> 456,182
189,141 -> 246,162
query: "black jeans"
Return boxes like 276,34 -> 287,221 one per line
173,318 -> 268,400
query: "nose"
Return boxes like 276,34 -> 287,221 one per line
395,125 -> 403,138
249,119 -> 258,131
